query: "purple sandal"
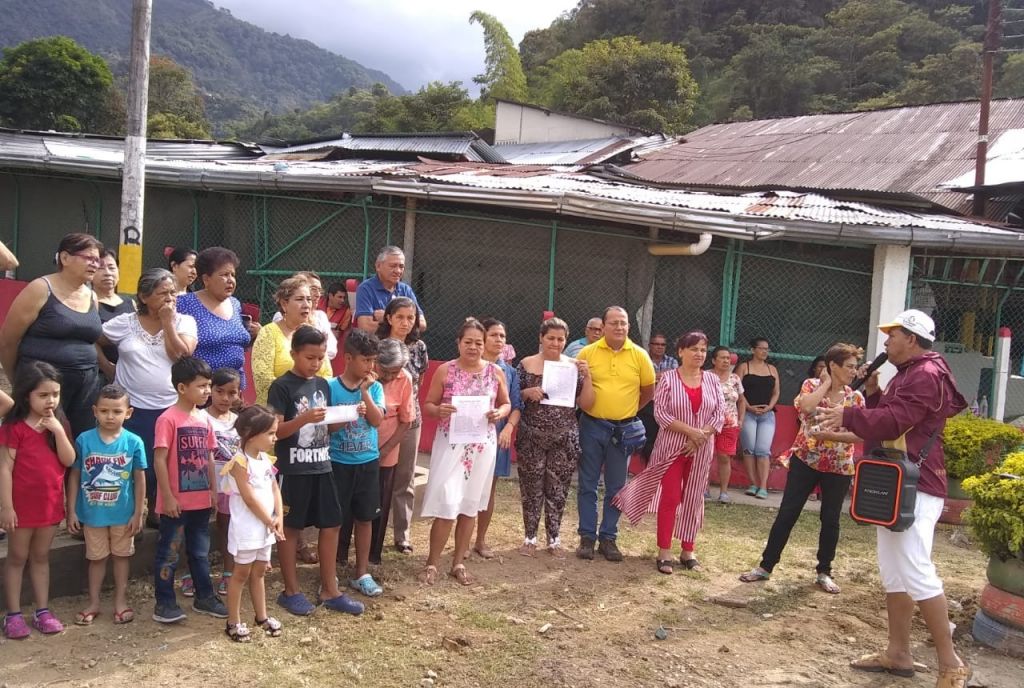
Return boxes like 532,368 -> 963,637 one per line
33,610 -> 64,634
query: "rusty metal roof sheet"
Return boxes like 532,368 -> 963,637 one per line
624,99 -> 1024,214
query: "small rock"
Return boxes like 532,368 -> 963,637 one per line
806,602 -> 817,609
575,623 -> 584,630
654,626 -> 669,640
373,612 -> 385,621
762,613 -> 774,619
846,636 -> 856,644
299,636 -> 314,645
506,616 -> 526,625
539,623 -> 553,634
718,645 -> 730,653
420,679 -> 434,687
426,670 -> 438,679
393,594 -> 407,602
88,659 -> 97,668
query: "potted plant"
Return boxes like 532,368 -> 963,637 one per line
963,452 -> 1024,656
940,414 -> 1024,524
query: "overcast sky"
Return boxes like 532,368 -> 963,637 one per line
213,0 -> 580,94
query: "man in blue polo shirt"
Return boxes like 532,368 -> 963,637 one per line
354,246 -> 426,333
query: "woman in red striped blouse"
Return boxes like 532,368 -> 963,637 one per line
614,331 -> 724,574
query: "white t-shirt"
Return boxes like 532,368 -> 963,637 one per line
222,451 -> 277,553
271,309 -> 337,360
201,410 -> 240,471
103,312 -> 198,409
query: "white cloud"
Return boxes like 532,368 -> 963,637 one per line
213,0 -> 579,94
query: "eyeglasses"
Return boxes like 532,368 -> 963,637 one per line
71,252 -> 101,266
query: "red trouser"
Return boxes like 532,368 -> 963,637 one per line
657,454 -> 697,551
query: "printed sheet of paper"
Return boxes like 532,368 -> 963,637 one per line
317,404 -> 360,425
541,359 -> 578,407
449,395 -> 490,444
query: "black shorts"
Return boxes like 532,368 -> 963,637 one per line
280,472 -> 343,530
332,460 -> 381,523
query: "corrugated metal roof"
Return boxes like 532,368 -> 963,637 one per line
264,132 -> 507,164
2,130 -> 1021,252
494,135 -> 676,165
624,99 -> 1024,215
0,128 -> 260,161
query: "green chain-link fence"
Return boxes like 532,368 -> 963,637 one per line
13,172 -> 1024,413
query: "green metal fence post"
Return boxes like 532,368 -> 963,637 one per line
726,242 -> 744,347
191,190 -> 200,249
548,221 -> 558,311
7,173 -> 20,258
361,197 -> 371,280
719,239 -> 735,345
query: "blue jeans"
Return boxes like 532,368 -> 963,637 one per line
154,508 -> 213,606
741,411 -> 776,458
577,414 -> 630,542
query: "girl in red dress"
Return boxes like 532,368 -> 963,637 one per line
0,361 -> 77,639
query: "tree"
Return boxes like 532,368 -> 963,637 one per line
469,11 -> 528,102
996,54 -> 1024,99
0,36 -> 116,132
530,36 -> 699,132
147,56 -> 211,138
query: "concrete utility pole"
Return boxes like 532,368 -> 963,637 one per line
118,0 -> 153,294
973,0 -> 1003,217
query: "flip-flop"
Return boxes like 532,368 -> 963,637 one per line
739,567 -> 771,583
417,565 -> 438,586
74,610 -> 100,626
473,546 -> 494,560
113,608 -> 135,624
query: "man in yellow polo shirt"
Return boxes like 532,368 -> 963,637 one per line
575,306 -> 656,561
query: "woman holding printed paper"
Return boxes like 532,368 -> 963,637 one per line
472,318 -> 523,559
418,318 -> 511,586
515,318 -> 593,558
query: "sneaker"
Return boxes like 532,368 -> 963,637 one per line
193,595 -> 228,619
350,573 -> 383,597
2,613 -> 31,639
152,603 -> 187,624
323,593 -> 364,615
217,572 -> 232,596
745,485 -> 758,496
755,488 -> 769,499
180,574 -> 194,598
597,539 -> 624,562
718,492 -> 731,504
33,609 -> 64,634
277,592 -> 315,617
703,490 -> 712,501
576,536 -> 595,560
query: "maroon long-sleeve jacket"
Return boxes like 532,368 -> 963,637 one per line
842,351 -> 967,498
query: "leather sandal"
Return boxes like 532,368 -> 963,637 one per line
935,664 -> 971,688
656,559 -> 674,575
417,565 -> 438,586
449,564 -> 475,586
850,652 -> 918,678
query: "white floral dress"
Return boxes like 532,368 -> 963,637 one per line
420,361 -> 499,519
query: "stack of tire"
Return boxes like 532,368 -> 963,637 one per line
973,557 -> 1024,657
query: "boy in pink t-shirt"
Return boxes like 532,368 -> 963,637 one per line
151,357 -> 225,624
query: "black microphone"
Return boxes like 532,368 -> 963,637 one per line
851,352 -> 887,391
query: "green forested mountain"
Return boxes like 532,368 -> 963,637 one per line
0,0 -> 404,132
522,0 -> 1021,126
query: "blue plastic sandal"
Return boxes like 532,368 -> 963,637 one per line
349,574 -> 383,597
276,592 -> 315,617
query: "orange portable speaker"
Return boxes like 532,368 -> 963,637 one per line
850,448 -> 920,531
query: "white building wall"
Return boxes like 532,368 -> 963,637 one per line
494,101 -> 639,145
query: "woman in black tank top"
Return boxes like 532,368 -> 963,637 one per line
0,233 -> 104,437
735,337 -> 780,499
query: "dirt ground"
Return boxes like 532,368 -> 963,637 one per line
1,480 -> 1021,688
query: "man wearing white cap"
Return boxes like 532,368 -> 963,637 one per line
819,309 -> 969,688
